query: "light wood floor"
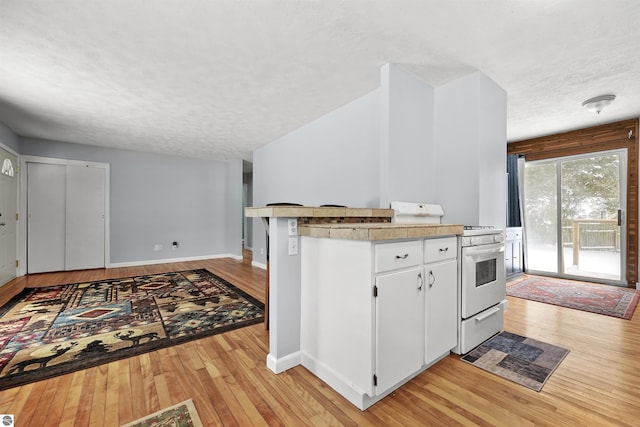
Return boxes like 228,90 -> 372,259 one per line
1,258 -> 639,426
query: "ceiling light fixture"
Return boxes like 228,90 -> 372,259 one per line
582,94 -> 616,114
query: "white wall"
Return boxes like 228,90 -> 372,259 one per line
380,64 -> 435,207
19,138 -> 242,265
254,90 -> 381,208
433,74 -> 481,226
252,89 -> 381,263
225,158 -> 243,257
477,73 -> 508,228
434,72 -> 507,228
0,121 -> 19,152
252,65 -> 507,264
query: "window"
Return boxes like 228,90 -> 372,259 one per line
1,158 -> 14,177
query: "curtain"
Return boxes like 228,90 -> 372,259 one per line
506,154 -> 522,227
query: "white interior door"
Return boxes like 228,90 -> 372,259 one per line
0,148 -> 17,285
65,165 -> 105,270
27,163 -> 66,273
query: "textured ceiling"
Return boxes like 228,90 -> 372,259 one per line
1,1 -> 639,161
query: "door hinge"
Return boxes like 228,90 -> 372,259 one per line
373,285 -> 378,297
16,260 -> 18,267
373,374 -> 377,386
16,213 -> 18,221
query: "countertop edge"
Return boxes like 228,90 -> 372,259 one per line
299,224 -> 463,241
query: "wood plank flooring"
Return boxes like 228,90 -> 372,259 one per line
1,260 -> 640,426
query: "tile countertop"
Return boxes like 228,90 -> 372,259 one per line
245,206 -> 394,218
299,223 -> 464,241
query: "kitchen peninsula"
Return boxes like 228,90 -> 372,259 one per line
245,206 -> 394,373
246,206 -> 463,409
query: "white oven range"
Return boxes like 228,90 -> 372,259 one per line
452,226 -> 507,354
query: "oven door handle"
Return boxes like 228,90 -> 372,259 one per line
465,246 -> 504,257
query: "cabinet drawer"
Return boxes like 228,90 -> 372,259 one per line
459,302 -> 505,354
374,240 -> 422,273
424,237 -> 457,263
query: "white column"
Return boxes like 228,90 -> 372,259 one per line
266,217 -> 302,373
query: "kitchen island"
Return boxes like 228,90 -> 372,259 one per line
246,206 -> 462,409
300,222 -> 462,409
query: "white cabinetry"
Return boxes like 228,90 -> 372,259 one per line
374,239 -> 422,273
505,227 -> 523,278
300,235 -> 457,410
374,239 -> 424,393
423,237 -> 457,364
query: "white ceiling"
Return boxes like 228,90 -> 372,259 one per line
1,1 -> 639,162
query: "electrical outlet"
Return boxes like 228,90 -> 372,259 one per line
288,236 -> 298,255
172,241 -> 179,250
288,218 -> 298,236
260,247 -> 264,255
154,244 -> 163,251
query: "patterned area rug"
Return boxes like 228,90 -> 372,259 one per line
461,331 -> 569,391
507,277 -> 640,319
121,398 -> 203,427
0,269 -> 264,391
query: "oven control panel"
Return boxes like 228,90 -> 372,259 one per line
460,232 -> 504,247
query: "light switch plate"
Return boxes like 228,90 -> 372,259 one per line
288,218 -> 298,236
288,236 -> 298,255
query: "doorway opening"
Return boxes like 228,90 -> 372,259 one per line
242,160 -> 253,265
522,149 -> 626,285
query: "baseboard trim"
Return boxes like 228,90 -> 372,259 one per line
266,351 -> 301,374
252,261 -> 267,270
109,253 -> 241,268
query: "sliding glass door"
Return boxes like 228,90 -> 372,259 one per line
523,150 -> 626,285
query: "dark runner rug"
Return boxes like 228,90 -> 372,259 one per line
461,331 -> 569,391
507,277 -> 640,320
0,269 -> 264,391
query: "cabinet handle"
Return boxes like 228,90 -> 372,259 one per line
428,270 -> 435,288
395,253 -> 409,259
417,272 -> 423,291
439,247 -> 448,253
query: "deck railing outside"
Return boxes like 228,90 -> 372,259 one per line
562,219 -> 620,266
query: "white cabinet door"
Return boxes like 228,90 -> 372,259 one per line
27,163 -> 67,273
425,259 -> 457,364
65,165 -> 105,270
375,267 -> 424,394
